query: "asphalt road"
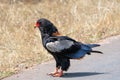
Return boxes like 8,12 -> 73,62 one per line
3,35 -> 120,80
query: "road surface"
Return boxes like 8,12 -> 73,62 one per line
3,35 -> 120,80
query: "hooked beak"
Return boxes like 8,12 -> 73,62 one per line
34,22 -> 40,29
34,26 -> 36,29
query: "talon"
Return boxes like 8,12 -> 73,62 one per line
47,72 -> 59,75
47,67 -> 59,76
52,71 -> 63,77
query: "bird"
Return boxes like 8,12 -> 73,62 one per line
34,18 -> 103,77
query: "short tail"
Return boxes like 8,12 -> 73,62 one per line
79,43 -> 103,56
87,50 -> 103,55
91,50 -> 103,54
86,44 -> 100,48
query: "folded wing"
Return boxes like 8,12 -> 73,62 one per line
46,39 -> 74,52
45,36 -> 80,53
45,36 -> 102,59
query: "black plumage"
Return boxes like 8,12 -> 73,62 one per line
34,18 -> 102,77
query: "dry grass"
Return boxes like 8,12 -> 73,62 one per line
0,0 -> 120,79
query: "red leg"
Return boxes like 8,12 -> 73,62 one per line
48,67 -> 59,75
53,70 -> 63,77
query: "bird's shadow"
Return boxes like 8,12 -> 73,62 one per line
62,72 -> 105,78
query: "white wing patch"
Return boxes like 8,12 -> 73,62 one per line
46,40 -> 74,52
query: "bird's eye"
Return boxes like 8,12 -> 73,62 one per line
36,22 -> 40,27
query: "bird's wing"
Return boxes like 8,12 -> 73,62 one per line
45,36 -> 102,59
45,36 -> 80,53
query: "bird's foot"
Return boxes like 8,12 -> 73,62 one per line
47,67 -> 59,76
52,71 -> 63,77
47,67 -> 63,77
48,71 -> 59,75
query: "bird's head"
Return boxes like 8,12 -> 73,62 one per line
34,18 -> 60,36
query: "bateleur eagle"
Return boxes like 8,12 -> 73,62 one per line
34,18 -> 102,77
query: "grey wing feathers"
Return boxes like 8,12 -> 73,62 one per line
46,40 -> 74,53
